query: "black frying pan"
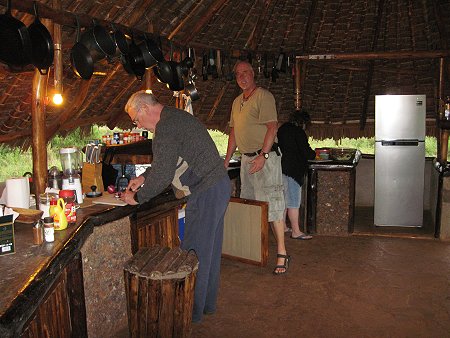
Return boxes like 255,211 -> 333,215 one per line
70,17 -> 94,80
0,0 -> 32,66
125,35 -> 145,80
28,1 -> 54,74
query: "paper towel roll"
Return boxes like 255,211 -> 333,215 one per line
6,177 -> 30,208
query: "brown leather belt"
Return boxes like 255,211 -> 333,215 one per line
243,143 -> 280,157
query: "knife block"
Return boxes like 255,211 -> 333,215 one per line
82,162 -> 104,193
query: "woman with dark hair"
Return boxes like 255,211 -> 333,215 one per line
277,110 -> 315,239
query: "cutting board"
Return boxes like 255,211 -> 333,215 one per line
91,193 -> 128,206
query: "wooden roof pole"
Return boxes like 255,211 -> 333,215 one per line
31,66 -> 49,200
183,0 -> 228,45
296,50 -> 450,61
294,59 -> 302,110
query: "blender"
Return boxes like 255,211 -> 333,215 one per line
60,147 -> 84,203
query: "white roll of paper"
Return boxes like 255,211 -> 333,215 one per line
6,177 -> 30,209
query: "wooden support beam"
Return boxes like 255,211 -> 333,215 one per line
294,59 -> 302,110
0,0 -> 150,39
183,0 -> 228,45
207,82 -> 230,121
167,0 -> 204,40
296,50 -> 450,61
31,70 -> 48,199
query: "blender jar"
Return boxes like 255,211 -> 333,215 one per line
59,147 -> 81,176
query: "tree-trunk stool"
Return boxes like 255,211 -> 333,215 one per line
123,245 -> 198,338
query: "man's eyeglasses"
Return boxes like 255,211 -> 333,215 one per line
132,110 -> 140,126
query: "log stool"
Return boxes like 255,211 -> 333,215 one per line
124,245 -> 199,338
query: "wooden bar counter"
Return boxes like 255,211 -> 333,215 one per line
0,189 -> 183,338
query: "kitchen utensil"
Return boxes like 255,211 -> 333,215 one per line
330,148 -> 356,162
70,16 -> 94,79
80,19 -> 116,61
0,0 -> 32,67
86,185 -> 102,198
28,1 -> 54,74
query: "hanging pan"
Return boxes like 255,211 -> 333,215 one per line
125,35 -> 146,80
80,19 -> 115,62
138,34 -> 164,69
28,1 -> 54,75
0,0 -> 32,66
70,16 -> 94,80
110,23 -> 129,57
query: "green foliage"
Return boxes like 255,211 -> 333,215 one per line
0,127 -> 448,182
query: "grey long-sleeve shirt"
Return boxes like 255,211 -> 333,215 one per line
136,106 -> 227,203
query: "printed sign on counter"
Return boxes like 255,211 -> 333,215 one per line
0,215 -> 15,255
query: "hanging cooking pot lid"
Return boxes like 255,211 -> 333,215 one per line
70,17 -> 94,80
0,0 -> 32,67
28,2 -> 54,75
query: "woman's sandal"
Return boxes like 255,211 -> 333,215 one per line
273,254 -> 291,275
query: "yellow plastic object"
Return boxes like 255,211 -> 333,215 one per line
52,198 -> 68,231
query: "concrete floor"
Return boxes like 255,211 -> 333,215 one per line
191,230 -> 450,337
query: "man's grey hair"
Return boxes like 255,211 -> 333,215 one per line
125,90 -> 160,114
233,60 -> 255,75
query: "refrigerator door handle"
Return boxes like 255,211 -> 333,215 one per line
381,140 -> 420,146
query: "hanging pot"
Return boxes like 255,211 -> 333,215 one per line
70,17 -> 94,80
110,24 -> 129,56
123,35 -> 145,80
0,0 -> 32,66
138,35 -> 164,68
80,20 -> 116,61
167,61 -> 184,92
154,60 -> 173,84
185,76 -> 199,101
28,1 -> 54,75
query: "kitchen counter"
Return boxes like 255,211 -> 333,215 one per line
0,189 -> 182,338
307,158 -> 360,235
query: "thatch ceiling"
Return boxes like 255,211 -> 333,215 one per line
0,0 -> 449,147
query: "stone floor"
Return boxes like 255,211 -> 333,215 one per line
191,225 -> 450,337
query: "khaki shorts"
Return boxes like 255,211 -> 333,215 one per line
240,152 -> 285,222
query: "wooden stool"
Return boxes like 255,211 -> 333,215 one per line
124,245 -> 198,338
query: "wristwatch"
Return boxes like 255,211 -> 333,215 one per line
260,151 -> 269,159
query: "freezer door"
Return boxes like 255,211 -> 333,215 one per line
374,142 -> 425,227
375,95 -> 426,141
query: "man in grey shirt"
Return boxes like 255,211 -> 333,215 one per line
121,91 -> 231,323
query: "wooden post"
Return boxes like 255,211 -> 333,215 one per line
294,59 -> 302,110
31,69 -> 49,200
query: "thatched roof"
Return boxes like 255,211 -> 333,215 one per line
1,0 -> 449,147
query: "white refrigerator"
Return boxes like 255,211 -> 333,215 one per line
374,95 -> 426,227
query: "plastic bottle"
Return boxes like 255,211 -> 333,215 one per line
49,198 -> 67,230
54,198 -> 68,231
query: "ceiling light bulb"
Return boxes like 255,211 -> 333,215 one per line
145,89 -> 153,94
52,93 -> 63,105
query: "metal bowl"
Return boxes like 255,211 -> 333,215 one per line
330,148 -> 356,162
